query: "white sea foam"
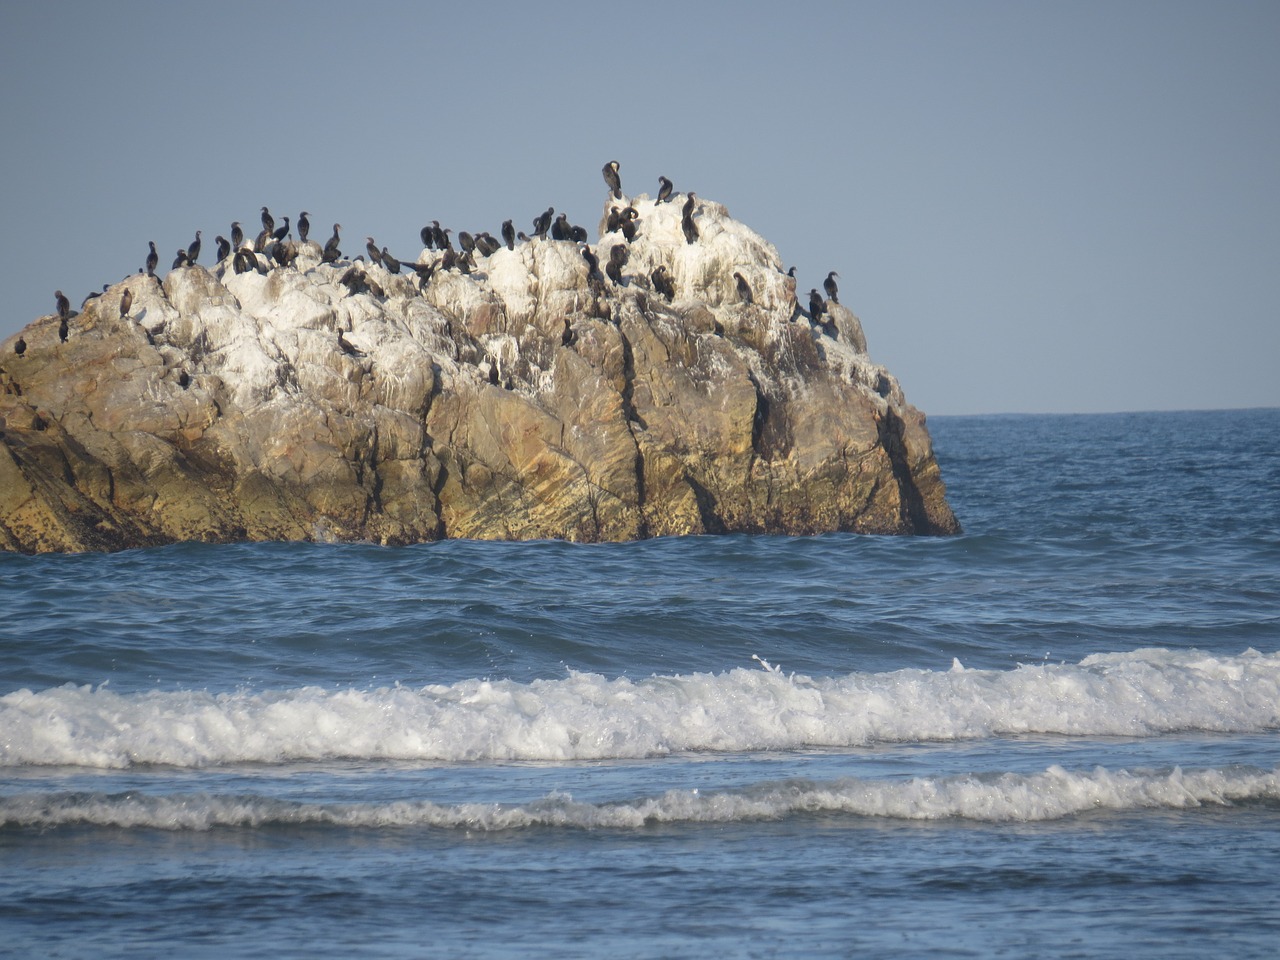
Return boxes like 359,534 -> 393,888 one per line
2,765 -> 1277,831
2,648 -> 1277,769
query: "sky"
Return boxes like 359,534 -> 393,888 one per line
1,0 -> 1276,416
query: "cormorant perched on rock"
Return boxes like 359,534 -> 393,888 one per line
824,271 -> 840,304
551,214 -> 571,241
215,235 -> 231,261
405,261 -> 436,285
187,231 -> 202,264
501,219 -> 515,250
652,265 -> 675,302
433,223 -> 449,250
145,242 -> 159,276
172,249 -> 188,270
337,329 -> 365,358
458,231 -> 476,255
581,245 -> 602,280
606,258 -> 623,286
14,337 -> 25,357
55,290 -> 71,319
787,266 -> 797,278
178,370 -> 190,389
609,243 -> 629,269
620,207 -> 639,242
569,224 -> 588,243
261,207 -> 274,235
606,207 -> 622,233
271,216 -> 291,242
119,288 -> 133,319
253,228 -> 270,253
230,222 -> 244,250
561,318 -> 576,347
532,207 -> 554,240
365,237 -> 382,266
233,249 -> 253,274
656,176 -> 673,204
681,193 -> 699,244
381,247 -> 401,274
323,224 -> 342,262
59,317 -> 69,343
440,248 -> 458,272
298,212 -> 310,243
603,160 -> 622,200
808,289 -> 827,325
475,233 -> 501,257
734,272 -> 753,305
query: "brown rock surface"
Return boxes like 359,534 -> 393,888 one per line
0,194 -> 959,553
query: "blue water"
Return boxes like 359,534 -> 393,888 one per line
2,408 -> 1278,958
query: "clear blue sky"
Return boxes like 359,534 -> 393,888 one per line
2,0 -> 1277,415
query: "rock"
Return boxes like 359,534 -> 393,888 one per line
0,193 -> 960,553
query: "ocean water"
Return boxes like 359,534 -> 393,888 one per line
2,407 -> 1278,958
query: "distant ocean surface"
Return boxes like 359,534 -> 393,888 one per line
3,408 -> 1278,958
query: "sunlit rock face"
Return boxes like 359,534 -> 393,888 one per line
0,192 -> 958,553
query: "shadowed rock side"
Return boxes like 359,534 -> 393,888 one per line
0,195 -> 959,553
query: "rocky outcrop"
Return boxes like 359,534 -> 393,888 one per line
0,193 -> 959,553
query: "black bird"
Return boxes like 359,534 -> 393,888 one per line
233,249 -> 253,274
172,249 -> 188,270
59,316 -> 69,342
609,243 -> 628,269
433,223 -> 449,250
231,222 -> 244,250
734,272 -> 753,305
808,289 -> 826,325
381,247 -> 401,274
187,230 -> 202,264
569,224 -> 588,243
14,337 -> 26,357
606,258 -> 623,286
656,176 -> 673,204
681,193 -> 698,244
532,207 -> 554,240
651,265 -> 675,303
145,242 -> 159,276
620,208 -> 639,242
253,228 -> 270,253
501,219 -> 515,250
337,329 -> 365,358
261,206 -> 274,235
606,207 -> 622,233
581,245 -> 602,280
421,223 -> 437,249
323,223 -> 342,262
298,212 -> 310,243
824,271 -> 840,304
458,231 -> 476,255
787,266 -> 797,278
365,237 -> 382,266
551,215 -> 571,241
272,216 -> 291,242
475,233 -> 501,257
119,288 -> 133,319
602,160 -> 622,200
55,290 -> 71,319
215,235 -> 231,261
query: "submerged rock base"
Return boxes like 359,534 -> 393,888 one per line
0,193 -> 958,553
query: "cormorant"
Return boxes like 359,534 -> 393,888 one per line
55,290 -> 71,319
602,160 -> 622,200
475,233 -> 501,257
298,212 -> 310,242
501,219 -> 515,250
787,266 -> 797,278
656,176 -> 673,204
581,245 -> 601,279
337,330 -> 365,358
606,259 -> 623,286
421,223 -> 437,249
272,216 -> 291,242
120,288 -> 133,319
458,231 -> 476,255
433,223 -> 449,250
365,237 -> 382,266
253,228 -> 270,253
824,271 -> 840,304
59,317 -> 69,343
381,247 -> 401,274
187,230 -> 202,264
734,272 -> 753,305
215,236 -> 231,261
620,207 -> 639,242
551,215 -> 570,241
808,289 -> 826,325
652,265 -> 675,302
532,207 -> 553,240
145,242 -> 159,276
231,222 -> 244,249
172,249 -> 188,269
681,193 -> 698,244
323,224 -> 342,262
14,337 -> 25,357
261,207 -> 274,235
569,224 -> 588,243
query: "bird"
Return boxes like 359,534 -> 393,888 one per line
337,329 -> 365,358
230,222 -> 244,249
145,242 -> 159,276
808,289 -> 826,325
824,271 -> 840,304
475,233 -> 501,257
187,231 -> 202,264
323,224 -> 342,262
365,237 -> 382,266
421,223 -> 437,249
172,249 -> 188,270
298,212 -> 310,242
602,160 -> 622,200
55,290 -> 71,319
381,247 -> 401,274
581,245 -> 602,279
271,216 -> 291,242
651,265 -> 675,302
551,215 -> 571,241
14,337 -> 26,357
681,193 -> 698,244
119,288 -> 133,319
656,176 -> 673,204
501,219 -> 515,250
787,266 -> 797,278
458,231 -> 477,255
734,272 -> 753,305
261,206 -> 274,235
606,258 -> 623,286
215,235 -> 231,261
59,317 -> 69,343
532,207 -> 554,240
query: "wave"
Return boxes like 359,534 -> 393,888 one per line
3,765 -> 1277,831
3,648 -> 1277,769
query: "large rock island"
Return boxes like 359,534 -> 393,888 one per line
0,189 -> 959,553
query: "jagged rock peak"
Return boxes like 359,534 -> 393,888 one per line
0,190 -> 958,553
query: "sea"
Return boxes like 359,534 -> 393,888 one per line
2,407 -> 1278,959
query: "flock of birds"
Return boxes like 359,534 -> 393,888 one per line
12,162 -> 844,360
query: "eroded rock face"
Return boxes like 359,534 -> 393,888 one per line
0,193 -> 959,553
